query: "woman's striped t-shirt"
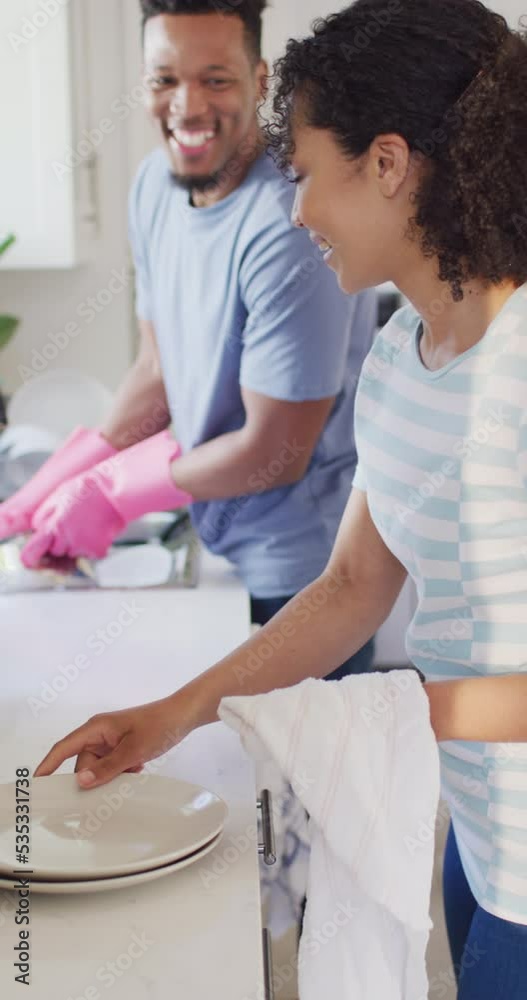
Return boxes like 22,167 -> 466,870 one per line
354,283 -> 527,924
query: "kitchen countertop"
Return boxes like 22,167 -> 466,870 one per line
0,551 -> 264,1000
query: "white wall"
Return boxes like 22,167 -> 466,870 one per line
263,0 -> 348,64
491,0 -> 525,27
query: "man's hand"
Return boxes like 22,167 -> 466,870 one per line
0,427 -> 116,541
34,697 -> 189,789
20,430 -> 192,567
21,471 -> 125,567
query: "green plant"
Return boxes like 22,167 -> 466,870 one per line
0,234 -> 19,351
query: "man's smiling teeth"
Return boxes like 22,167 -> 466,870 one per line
319,239 -> 332,253
171,128 -> 216,147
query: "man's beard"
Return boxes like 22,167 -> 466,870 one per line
170,168 -> 224,195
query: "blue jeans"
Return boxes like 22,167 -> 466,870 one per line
250,594 -> 375,680
443,823 -> 527,999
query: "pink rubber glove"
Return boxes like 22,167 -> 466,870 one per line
0,427 -> 116,541
21,430 -> 193,567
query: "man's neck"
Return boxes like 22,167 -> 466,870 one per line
191,129 -> 265,209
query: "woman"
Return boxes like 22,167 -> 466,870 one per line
36,1 -> 527,995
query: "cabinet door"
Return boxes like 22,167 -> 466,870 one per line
0,0 -> 97,268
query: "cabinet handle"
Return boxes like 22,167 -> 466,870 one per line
81,155 -> 99,226
262,928 -> 275,1000
257,789 -> 277,866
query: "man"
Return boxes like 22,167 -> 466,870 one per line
0,0 -> 376,677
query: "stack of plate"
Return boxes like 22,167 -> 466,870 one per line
0,774 -> 227,894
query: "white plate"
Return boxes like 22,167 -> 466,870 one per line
0,424 -> 61,458
7,369 -> 114,442
0,774 -> 227,880
93,545 -> 174,588
0,832 -> 222,895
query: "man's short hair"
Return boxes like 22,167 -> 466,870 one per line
140,0 -> 268,62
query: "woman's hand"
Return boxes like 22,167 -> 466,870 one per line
33,695 -> 191,789
33,492 -> 404,790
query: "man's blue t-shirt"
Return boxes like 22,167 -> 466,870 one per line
129,148 -> 377,597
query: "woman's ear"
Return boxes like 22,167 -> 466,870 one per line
371,134 -> 412,197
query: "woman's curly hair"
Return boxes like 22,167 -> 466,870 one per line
268,0 -> 527,300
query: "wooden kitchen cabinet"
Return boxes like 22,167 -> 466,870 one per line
0,0 -> 98,269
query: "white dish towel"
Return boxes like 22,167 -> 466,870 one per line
220,671 -> 441,1000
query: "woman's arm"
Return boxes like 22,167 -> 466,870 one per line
178,487 -> 408,721
35,489 -> 527,787
34,490 -> 408,783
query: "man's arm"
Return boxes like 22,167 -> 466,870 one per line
169,386 -> 335,500
102,321 -> 332,497
101,319 -> 171,451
